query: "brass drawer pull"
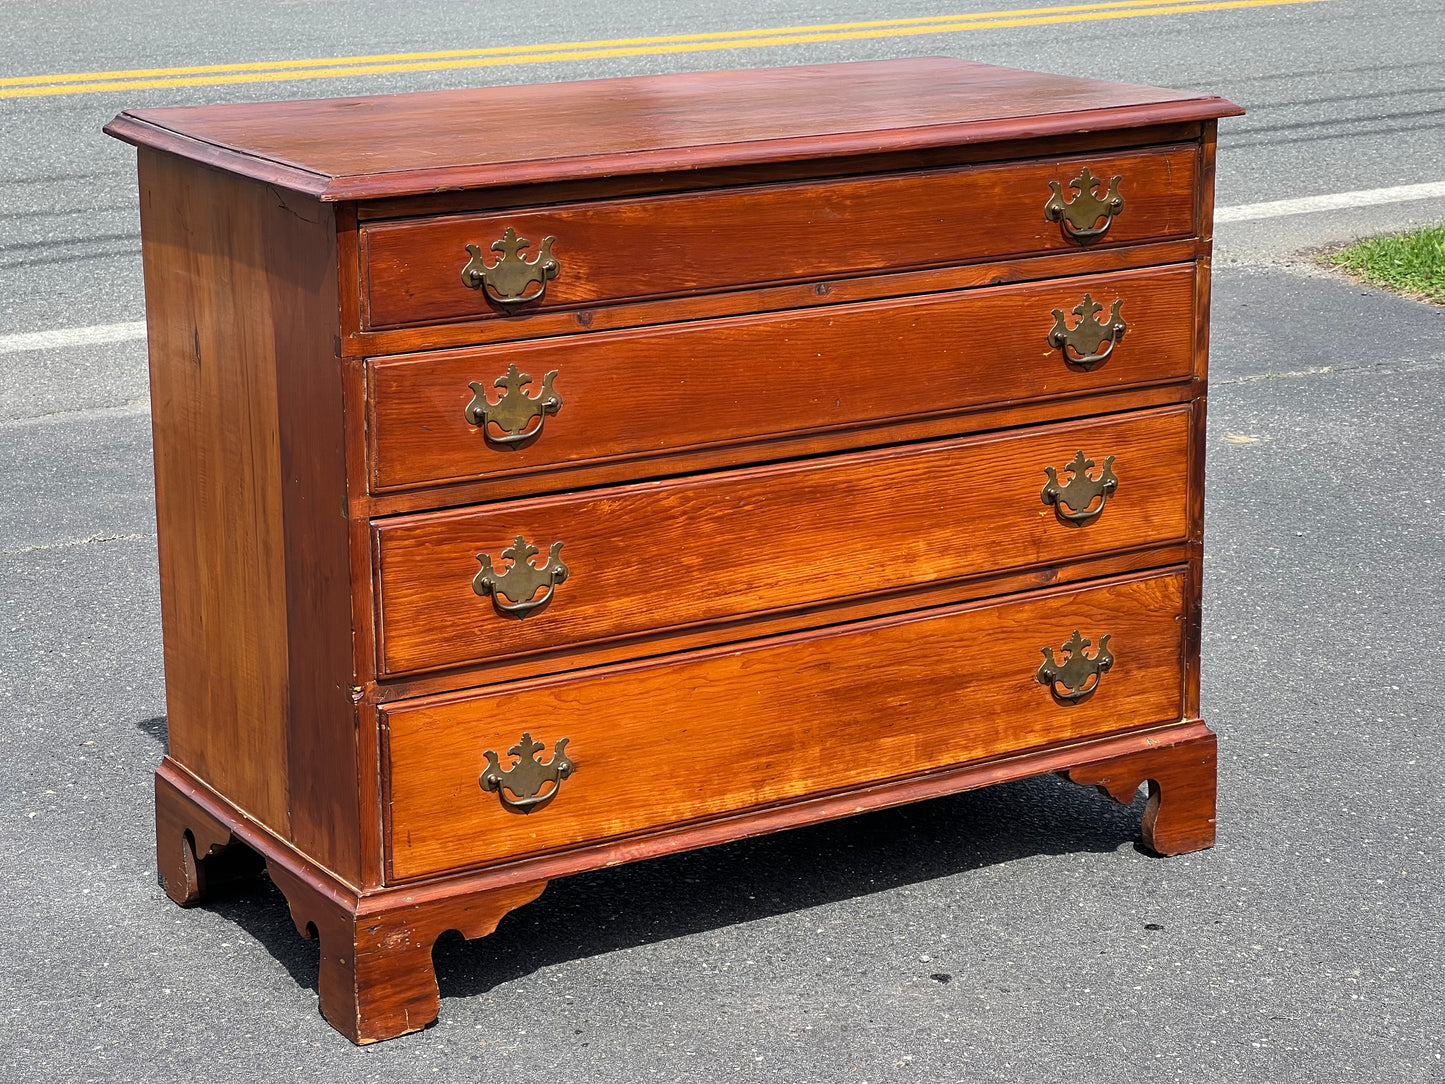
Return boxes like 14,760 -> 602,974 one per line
461,227 -> 559,310
1037,630 -> 1114,704
1048,293 -> 1127,371
1041,451 -> 1118,524
1044,166 -> 1124,241
464,363 -> 563,445
473,534 -> 568,617
480,733 -> 575,814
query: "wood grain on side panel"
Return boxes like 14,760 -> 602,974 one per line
138,151 -> 359,877
139,149 -> 293,835
384,569 -> 1187,880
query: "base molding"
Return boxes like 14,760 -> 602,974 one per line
266,862 -> 545,1043
1064,727 -> 1218,855
155,719 -> 1217,1042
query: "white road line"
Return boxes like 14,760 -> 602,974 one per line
0,320 -> 147,355
1,181 -> 1441,354
1215,181 -> 1445,223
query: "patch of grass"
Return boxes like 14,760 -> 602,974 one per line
1328,223 -> 1445,304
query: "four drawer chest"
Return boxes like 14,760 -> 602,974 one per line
106,56 -> 1243,1043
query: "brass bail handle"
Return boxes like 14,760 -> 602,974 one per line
1044,167 -> 1124,242
1036,630 -> 1115,704
464,363 -> 563,446
461,226 -> 560,310
1047,292 -> 1126,371
480,732 -> 575,814
1041,450 -> 1118,524
473,534 -> 569,618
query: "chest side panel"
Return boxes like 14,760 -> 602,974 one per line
139,151 -> 360,880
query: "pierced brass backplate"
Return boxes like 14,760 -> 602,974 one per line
465,363 -> 563,445
1044,167 -> 1124,241
1048,293 -> 1127,371
480,733 -> 575,814
461,227 -> 560,310
1037,630 -> 1115,704
473,535 -> 568,618
1041,450 -> 1118,524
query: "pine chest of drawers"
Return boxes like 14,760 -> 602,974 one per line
106,57 -> 1243,1043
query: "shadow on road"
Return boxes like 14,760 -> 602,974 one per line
179,774 -> 1146,1011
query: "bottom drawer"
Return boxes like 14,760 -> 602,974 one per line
383,570 -> 1186,881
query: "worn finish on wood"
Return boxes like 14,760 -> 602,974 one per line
114,58 -> 1235,1042
350,237 -> 1209,359
158,715 -> 1210,1042
105,57 -> 1241,200
1065,728 -> 1217,855
368,263 -> 1198,495
375,407 -> 1192,677
139,150 -> 291,837
157,759 -> 545,1042
385,570 -> 1187,880
366,382 -> 1198,517
267,861 -> 545,1043
367,542 -> 1188,702
363,146 -> 1197,328
155,761 -> 243,906
137,151 -> 362,883
352,122 -> 1207,222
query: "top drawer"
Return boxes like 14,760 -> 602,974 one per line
361,144 -> 1199,330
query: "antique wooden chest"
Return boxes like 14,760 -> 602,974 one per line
106,57 -> 1242,1043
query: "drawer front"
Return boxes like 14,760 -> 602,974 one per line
368,263 -> 1197,494
384,570 -> 1186,880
374,407 -> 1191,677
361,145 -> 1198,330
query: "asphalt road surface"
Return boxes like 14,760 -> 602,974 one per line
2,1 -> 1444,1081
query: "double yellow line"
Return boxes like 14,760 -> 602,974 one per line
4,0 -> 1323,99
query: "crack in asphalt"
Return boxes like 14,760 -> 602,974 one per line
1213,354 -> 1445,386
0,398 -> 150,428
4,531 -> 154,556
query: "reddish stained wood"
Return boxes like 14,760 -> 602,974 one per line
342,356 -> 385,886
138,150 -> 294,837
1185,367 -> 1210,722
115,58 -> 1235,1044
1066,727 -> 1217,855
384,569 -> 1187,880
159,713 -> 1213,1043
267,861 -> 545,1043
268,189 -> 360,885
137,150 -> 361,882
352,122 -> 1206,222
105,57 -> 1241,201
365,382 -> 1197,516
1185,121 -> 1216,720
1198,119 -> 1220,248
366,541 -> 1191,704
159,719 -> 1215,905
375,407 -> 1191,676
368,263 -> 1198,494
345,238 -> 1209,358
155,764 -> 238,906
361,146 -> 1198,329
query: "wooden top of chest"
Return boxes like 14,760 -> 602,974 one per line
105,56 -> 1242,201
